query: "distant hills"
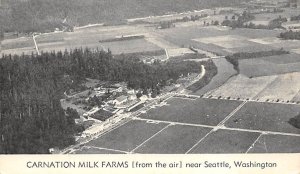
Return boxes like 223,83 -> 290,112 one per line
0,0 -> 250,33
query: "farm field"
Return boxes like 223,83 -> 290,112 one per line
258,53 -> 300,64
207,74 -> 278,99
293,92 -> 300,101
0,47 -> 37,56
239,58 -> 300,77
85,120 -> 168,152
100,39 -> 162,54
193,58 -> 237,95
134,124 -> 212,154
248,134 -> 300,153
189,129 -> 260,154
139,98 -> 242,126
74,98 -> 300,154
1,37 -> 35,50
226,44 -> 275,53
254,72 -> 300,102
225,102 -> 300,134
158,26 -> 281,56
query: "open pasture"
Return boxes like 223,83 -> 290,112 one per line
248,134 -> 300,153
189,129 -> 260,154
0,47 -> 37,56
86,120 -> 168,152
254,72 -> 300,102
134,124 -> 212,154
193,35 -> 260,49
258,53 -> 300,64
293,92 -> 300,102
1,37 -> 34,50
226,44 -> 275,53
239,58 -> 300,77
139,97 -> 242,126
100,39 -> 162,54
208,74 -> 277,100
225,102 -> 300,134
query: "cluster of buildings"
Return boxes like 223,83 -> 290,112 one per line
82,82 -> 148,121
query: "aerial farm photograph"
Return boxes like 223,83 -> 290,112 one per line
0,0 -> 300,154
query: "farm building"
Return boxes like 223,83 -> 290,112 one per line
113,95 -> 128,105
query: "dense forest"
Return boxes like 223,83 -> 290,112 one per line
0,0 -> 250,34
0,48 -> 205,154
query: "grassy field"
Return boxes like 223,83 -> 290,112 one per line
239,59 -> 300,77
259,53 -> 300,64
225,102 -> 300,134
158,26 -> 281,56
1,37 -> 35,50
134,124 -> 212,154
226,44 -> 275,53
189,129 -> 260,153
86,120 -> 168,152
100,39 -> 162,54
208,74 -> 277,99
293,92 -> 300,102
139,98 -> 242,126
254,72 -> 300,102
248,134 -> 300,153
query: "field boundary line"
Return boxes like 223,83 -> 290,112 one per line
185,101 -> 247,154
134,117 -> 215,129
130,124 -> 171,153
85,145 -> 130,154
245,133 -> 263,153
218,101 -> 247,126
185,129 -> 215,154
224,127 -> 300,137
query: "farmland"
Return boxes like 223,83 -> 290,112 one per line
139,98 -> 242,126
189,129 -> 260,153
2,1 -> 300,154
248,134 -> 300,153
74,97 -> 300,154
207,74 -> 277,99
225,102 -> 300,134
134,124 -> 212,154
85,120 -> 168,152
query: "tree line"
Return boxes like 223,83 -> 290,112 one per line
279,30 -> 300,40
0,48 -> 205,153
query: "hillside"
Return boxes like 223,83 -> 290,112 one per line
0,0 -> 250,33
